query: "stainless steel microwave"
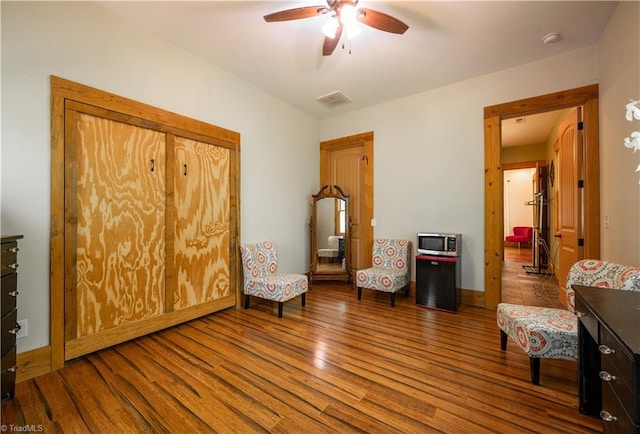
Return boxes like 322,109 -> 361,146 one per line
417,233 -> 461,257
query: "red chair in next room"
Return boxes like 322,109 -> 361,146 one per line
505,226 -> 533,249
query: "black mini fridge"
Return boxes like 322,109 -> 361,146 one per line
415,254 -> 461,312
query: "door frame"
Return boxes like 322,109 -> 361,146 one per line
484,85 -> 600,309
320,131 -> 374,269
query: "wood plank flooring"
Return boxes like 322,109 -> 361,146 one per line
502,246 -> 562,308
1,282 -> 601,433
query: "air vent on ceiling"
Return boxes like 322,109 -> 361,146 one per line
316,90 -> 352,108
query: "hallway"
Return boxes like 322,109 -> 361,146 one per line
501,246 -> 563,308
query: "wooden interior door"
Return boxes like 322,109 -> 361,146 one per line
556,108 -> 582,307
320,132 -> 374,272
69,112 -> 166,339
173,137 -> 231,310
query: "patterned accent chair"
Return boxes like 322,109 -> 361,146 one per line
497,259 -> 640,384
317,235 -> 343,263
240,242 -> 308,318
355,239 -> 411,307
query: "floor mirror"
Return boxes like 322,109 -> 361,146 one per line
310,185 -> 352,283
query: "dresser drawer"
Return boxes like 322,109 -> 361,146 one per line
600,325 -> 639,421
602,382 -> 640,434
1,241 -> 18,277
1,309 -> 18,357
576,294 -> 598,339
1,273 -> 18,317
1,346 -> 17,401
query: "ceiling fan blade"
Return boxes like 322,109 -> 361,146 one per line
322,23 -> 343,56
264,6 -> 327,22
357,8 -> 409,34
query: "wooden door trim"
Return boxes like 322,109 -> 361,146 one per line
320,132 -> 374,269
484,84 -> 600,309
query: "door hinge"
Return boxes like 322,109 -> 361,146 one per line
578,179 -> 584,188
578,121 -> 584,130
578,238 -> 584,247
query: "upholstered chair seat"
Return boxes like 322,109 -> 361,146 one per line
497,259 -> 640,384
240,242 -> 308,318
356,239 -> 410,307
317,235 -> 343,262
505,226 -> 533,248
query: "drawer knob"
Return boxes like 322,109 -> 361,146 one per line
575,311 -> 586,318
7,263 -> 18,269
9,247 -> 18,253
598,344 -> 616,355
600,411 -> 617,422
599,371 -> 616,382
9,290 -> 18,297
2,366 -> 18,374
8,323 -> 22,335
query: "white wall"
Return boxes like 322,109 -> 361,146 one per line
598,1 -> 640,265
504,169 -> 536,238
1,2 -> 319,352
319,47 -> 599,292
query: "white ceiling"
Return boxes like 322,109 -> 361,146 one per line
95,0 -> 617,145
502,108 -> 572,148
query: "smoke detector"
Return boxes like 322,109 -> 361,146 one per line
316,90 -> 352,108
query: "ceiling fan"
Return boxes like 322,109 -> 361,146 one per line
263,0 -> 409,56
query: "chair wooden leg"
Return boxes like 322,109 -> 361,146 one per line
530,357 -> 540,385
278,301 -> 284,318
357,287 -> 362,300
301,293 -> 306,307
390,292 -> 396,307
500,330 -> 508,350
244,294 -> 250,309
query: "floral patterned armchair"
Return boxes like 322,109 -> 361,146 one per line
240,242 -> 308,318
497,259 -> 640,384
355,239 -> 411,307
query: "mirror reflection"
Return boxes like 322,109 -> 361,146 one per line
310,185 -> 351,282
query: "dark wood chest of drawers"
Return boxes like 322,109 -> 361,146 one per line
575,285 -> 640,434
1,235 -> 23,401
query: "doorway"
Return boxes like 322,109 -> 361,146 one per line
484,85 -> 600,309
320,131 -> 374,272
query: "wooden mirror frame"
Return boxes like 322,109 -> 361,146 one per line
310,185 -> 352,283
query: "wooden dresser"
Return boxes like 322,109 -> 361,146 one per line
574,285 -> 640,433
1,235 -> 23,401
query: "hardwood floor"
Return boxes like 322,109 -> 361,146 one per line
502,246 -> 562,308
1,282 -> 600,433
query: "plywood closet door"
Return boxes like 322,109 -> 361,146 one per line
173,137 -> 231,309
75,114 -> 166,337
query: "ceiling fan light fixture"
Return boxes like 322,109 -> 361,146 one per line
339,3 -> 357,25
345,22 -> 361,40
322,16 -> 339,38
339,3 -> 361,39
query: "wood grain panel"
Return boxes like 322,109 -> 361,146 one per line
74,114 -> 166,336
52,76 -> 241,368
173,137 -> 231,309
